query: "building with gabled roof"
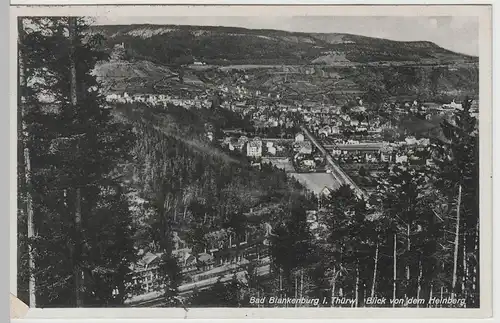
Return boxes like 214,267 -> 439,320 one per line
247,139 -> 263,157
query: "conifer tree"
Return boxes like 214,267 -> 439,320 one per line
18,17 -> 137,307
431,98 -> 479,306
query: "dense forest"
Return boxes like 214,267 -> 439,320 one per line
121,103 -> 316,251
18,17 -> 480,309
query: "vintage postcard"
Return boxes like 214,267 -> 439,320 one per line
10,4 -> 493,320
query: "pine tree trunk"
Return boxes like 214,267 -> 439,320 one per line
363,285 -> 366,307
406,223 -> 410,281
279,268 -> 282,296
75,185 -> 83,307
294,273 -> 298,307
462,232 -> 467,304
339,247 -> 344,299
440,286 -> 444,308
371,242 -> 379,298
18,17 -> 37,309
69,16 -> 84,308
173,199 -> 178,222
393,233 -> 397,307
300,269 -> 304,299
472,221 -> 479,306
331,268 -> 336,307
416,259 -> 422,308
428,284 -> 433,308
451,184 -> 462,300
339,270 -> 343,298
354,261 -> 359,308
24,148 -> 36,308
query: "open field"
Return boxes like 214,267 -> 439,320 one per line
290,172 -> 341,195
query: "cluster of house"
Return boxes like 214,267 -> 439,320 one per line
328,136 -> 432,165
392,137 -> 433,165
105,92 -> 212,109
223,101 -> 303,130
221,135 -> 292,158
305,105 -> 390,137
332,144 -> 392,164
129,247 -> 226,294
219,132 -> 325,172
212,79 -> 266,102
226,98 -> 475,142
388,99 -> 477,120
293,133 -> 313,154
222,97 -> 393,139
311,116 -> 388,137
128,226 -> 273,295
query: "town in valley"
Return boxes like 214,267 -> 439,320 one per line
17,16 -> 480,309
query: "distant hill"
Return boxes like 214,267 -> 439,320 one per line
90,24 -> 477,66
90,24 -> 478,101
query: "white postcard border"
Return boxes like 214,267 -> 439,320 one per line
9,4 -> 493,320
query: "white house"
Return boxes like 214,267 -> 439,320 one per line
303,159 -> 315,167
443,100 -> 463,110
247,140 -> 263,158
295,133 -> 305,142
396,155 -> 408,164
320,186 -> 332,197
380,152 -> 391,162
405,136 -> 418,145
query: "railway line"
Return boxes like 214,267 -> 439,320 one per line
300,126 -> 368,199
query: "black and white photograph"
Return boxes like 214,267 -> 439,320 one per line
12,5 -> 492,316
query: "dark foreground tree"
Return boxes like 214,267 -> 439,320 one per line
18,17 -> 137,307
432,97 -> 479,306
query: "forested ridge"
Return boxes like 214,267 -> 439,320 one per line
89,24 -> 476,66
18,17 -> 480,309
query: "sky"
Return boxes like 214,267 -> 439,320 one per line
95,16 -> 479,56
